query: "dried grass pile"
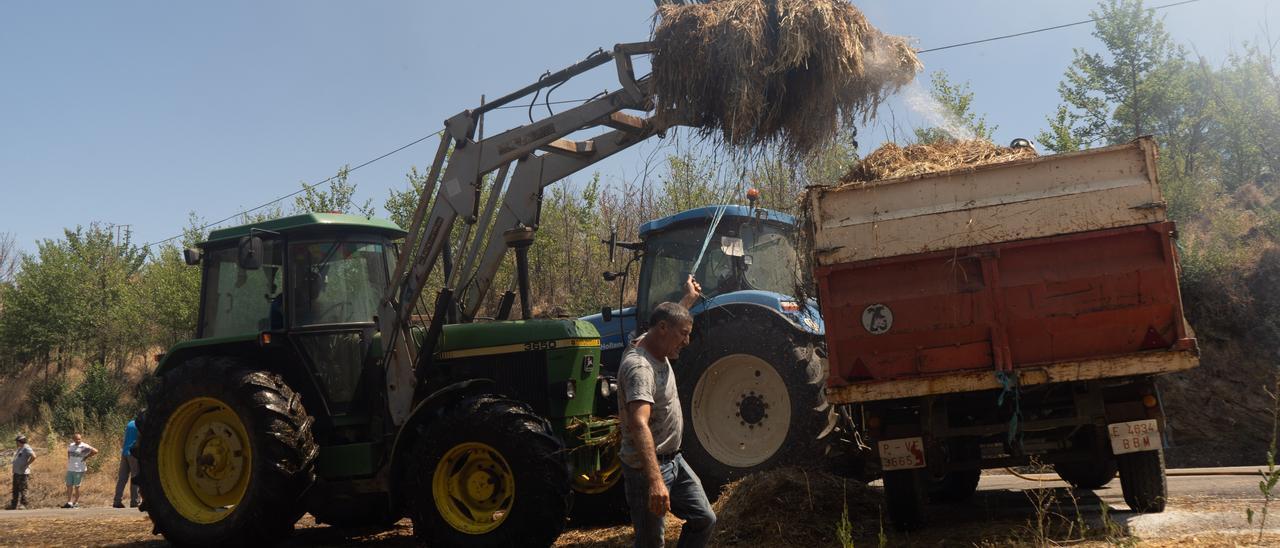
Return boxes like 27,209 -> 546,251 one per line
840,139 -> 1039,184
652,0 -> 921,158
712,466 -> 880,546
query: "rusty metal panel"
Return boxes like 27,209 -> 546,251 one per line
808,138 -> 1165,266
818,222 -> 1196,398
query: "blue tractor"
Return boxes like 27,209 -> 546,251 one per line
583,203 -> 833,495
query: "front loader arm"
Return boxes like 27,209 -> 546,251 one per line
378,42 -> 668,425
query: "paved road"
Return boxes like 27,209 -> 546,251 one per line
952,466 -> 1275,538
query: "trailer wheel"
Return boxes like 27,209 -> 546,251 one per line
1117,450 -> 1166,513
408,395 -> 570,547
928,469 -> 981,503
883,469 -> 928,531
1054,459 -> 1117,490
679,315 -> 832,497
137,359 -> 318,546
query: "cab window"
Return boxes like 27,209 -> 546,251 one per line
199,241 -> 284,338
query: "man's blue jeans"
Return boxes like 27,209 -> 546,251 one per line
621,453 -> 717,548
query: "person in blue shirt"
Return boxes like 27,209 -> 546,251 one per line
112,419 -> 140,508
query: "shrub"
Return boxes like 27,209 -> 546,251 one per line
28,374 -> 68,412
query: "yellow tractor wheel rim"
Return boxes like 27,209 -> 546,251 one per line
158,397 -> 253,524
432,441 -> 515,534
572,446 -> 622,495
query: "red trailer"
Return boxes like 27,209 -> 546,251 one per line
806,137 -> 1197,530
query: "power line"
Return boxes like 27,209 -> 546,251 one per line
143,0 -> 1208,249
142,130 -> 444,249
916,0 -> 1204,54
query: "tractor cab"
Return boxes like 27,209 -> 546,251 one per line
585,205 -> 822,373
634,205 -> 802,326
183,213 -> 405,420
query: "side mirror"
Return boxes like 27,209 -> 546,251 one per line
238,236 -> 263,270
601,306 -> 613,322
183,248 -> 202,266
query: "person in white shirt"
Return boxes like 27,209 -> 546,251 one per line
62,433 -> 98,509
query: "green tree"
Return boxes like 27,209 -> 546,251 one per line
1039,0 -> 1183,151
294,165 -> 375,216
912,70 -> 997,144
384,166 -> 430,230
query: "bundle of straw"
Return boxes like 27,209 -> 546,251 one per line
840,139 -> 1038,183
652,0 -> 921,158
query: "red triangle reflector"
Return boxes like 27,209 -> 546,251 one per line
1140,326 -> 1168,350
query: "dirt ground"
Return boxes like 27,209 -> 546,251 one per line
4,506 -> 1280,548
5,467 -> 1280,547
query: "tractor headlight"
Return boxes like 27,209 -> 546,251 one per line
599,377 -> 617,399
563,380 -> 577,399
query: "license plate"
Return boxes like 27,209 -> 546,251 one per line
878,437 -> 926,471
1108,419 -> 1161,455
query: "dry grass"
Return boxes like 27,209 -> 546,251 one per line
651,0 -> 920,158
840,139 -> 1039,184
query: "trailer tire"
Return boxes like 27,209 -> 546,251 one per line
1118,450 -> 1167,513
928,469 -> 981,503
679,314 -> 832,497
137,359 -> 318,546
1054,459 -> 1117,490
407,395 -> 570,547
883,469 -> 928,531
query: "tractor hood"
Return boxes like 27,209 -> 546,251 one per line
434,319 -> 601,355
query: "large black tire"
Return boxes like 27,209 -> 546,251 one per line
567,440 -> 629,527
1055,459 -> 1117,490
407,395 -> 570,547
568,478 -> 630,527
678,314 -> 832,497
136,359 -> 318,546
1117,450 -> 1167,513
883,469 -> 928,531
928,468 -> 981,503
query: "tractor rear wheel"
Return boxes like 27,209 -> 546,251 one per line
136,359 -> 318,546
408,395 -> 570,547
678,315 -> 832,497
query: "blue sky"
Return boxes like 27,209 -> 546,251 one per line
1,0 -> 1275,255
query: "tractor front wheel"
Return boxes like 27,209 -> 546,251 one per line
408,395 -> 570,547
136,359 -> 318,546
679,315 -> 832,497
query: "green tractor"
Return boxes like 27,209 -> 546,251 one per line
134,43 -> 672,546
136,213 -> 618,546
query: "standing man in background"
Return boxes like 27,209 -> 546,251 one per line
62,433 -> 97,509
113,419 -> 140,508
7,434 -> 35,510
618,275 -> 716,548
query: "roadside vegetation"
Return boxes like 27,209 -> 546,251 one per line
0,3 -> 1278,545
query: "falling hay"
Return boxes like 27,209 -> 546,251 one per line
651,0 -> 922,158
840,139 -> 1039,184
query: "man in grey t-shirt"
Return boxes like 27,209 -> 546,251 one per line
8,434 -> 35,510
618,276 -> 715,548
